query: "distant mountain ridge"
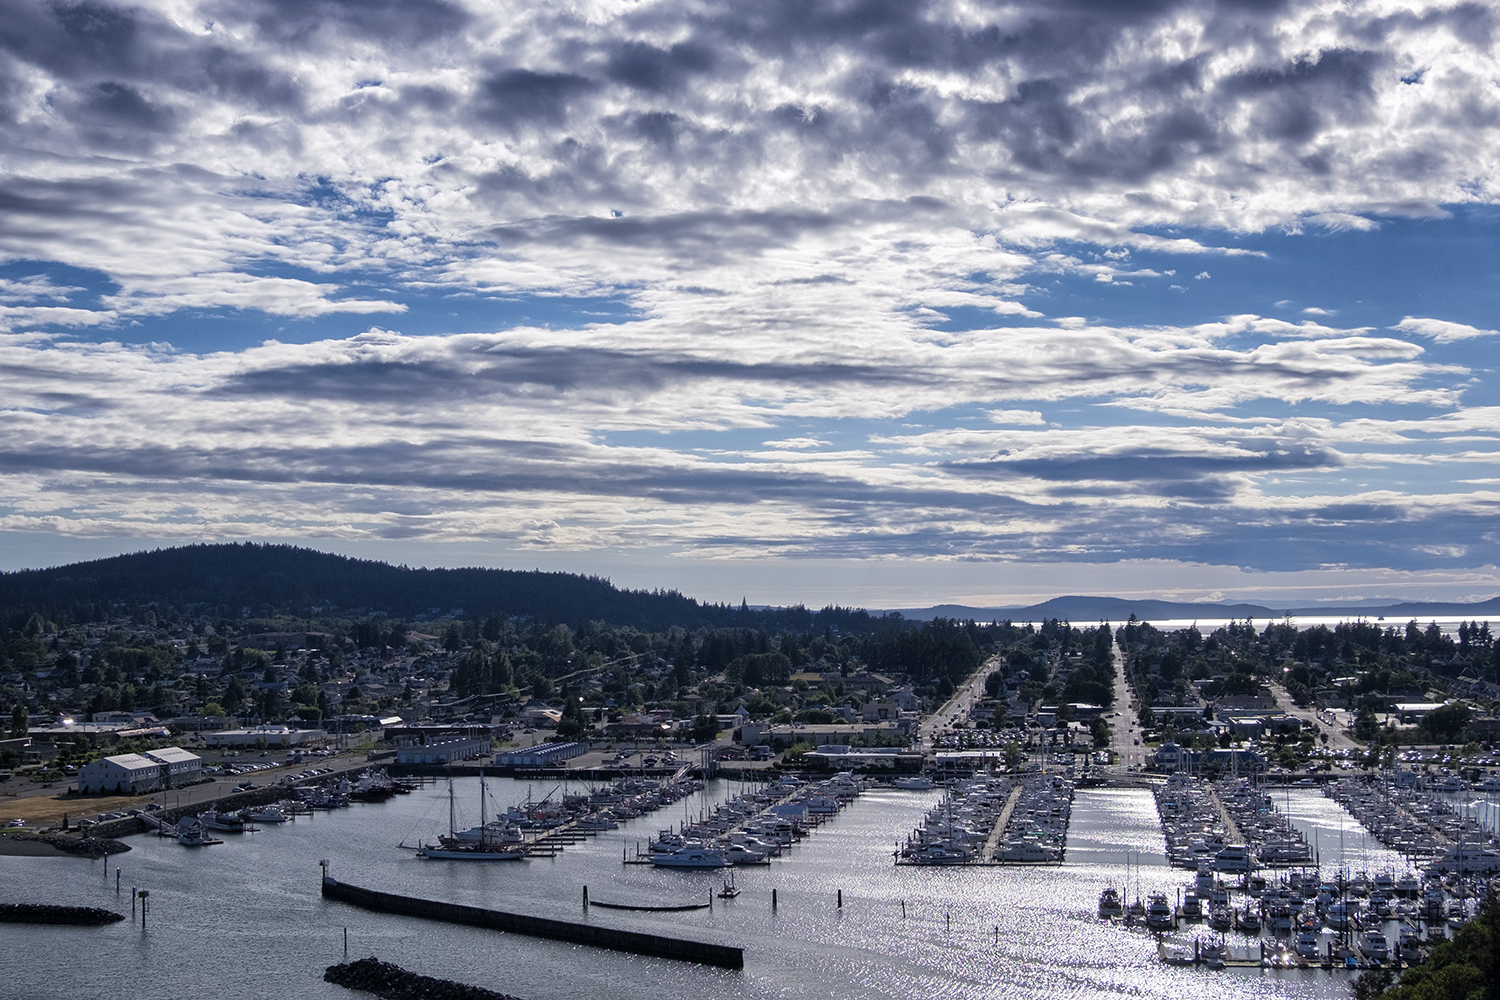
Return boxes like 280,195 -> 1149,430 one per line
7,544 -> 1500,631
0,543 -> 875,633
887,594 -> 1500,623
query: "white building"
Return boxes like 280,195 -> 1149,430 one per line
395,737 -> 489,765
142,746 -> 201,786
495,741 -> 588,767
77,752 -> 163,794
204,726 -> 327,748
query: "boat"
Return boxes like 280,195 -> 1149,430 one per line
1398,924 -> 1423,964
908,844 -> 971,865
1200,938 -> 1226,969
997,840 -> 1057,863
1209,905 -> 1232,932
1236,904 -> 1261,933
1181,889 -> 1203,921
175,816 -> 220,846
1360,931 -> 1390,964
1427,846 -> 1500,875
720,843 -> 768,865
1295,929 -> 1321,960
717,872 -> 740,899
417,773 -> 529,861
892,776 -> 936,790
1146,892 -> 1174,930
200,811 -> 246,833
651,846 -> 730,869
1214,844 -> 1254,873
1098,886 -> 1123,919
243,805 -> 290,823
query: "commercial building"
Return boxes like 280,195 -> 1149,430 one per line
494,741 -> 588,767
203,726 -> 326,748
395,737 -> 489,765
143,746 -> 202,786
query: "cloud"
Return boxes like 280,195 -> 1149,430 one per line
0,0 -> 1498,582
1392,316 -> 1499,343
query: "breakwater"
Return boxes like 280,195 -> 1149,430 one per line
325,956 -> 524,1000
321,877 -> 743,970
0,902 -> 125,924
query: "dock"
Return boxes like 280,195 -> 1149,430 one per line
321,876 -> 742,969
979,786 -> 1024,862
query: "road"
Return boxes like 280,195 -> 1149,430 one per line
1106,633 -> 1150,771
1265,681 -> 1361,751
918,654 -> 1002,743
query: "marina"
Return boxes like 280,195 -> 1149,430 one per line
12,771 -> 1490,1000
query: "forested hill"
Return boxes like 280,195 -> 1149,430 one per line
0,544 -> 883,633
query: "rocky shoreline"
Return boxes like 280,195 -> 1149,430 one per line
0,903 -> 126,925
324,957 -> 524,1000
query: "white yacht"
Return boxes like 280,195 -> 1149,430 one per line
1360,931 -> 1390,964
1146,892 -> 1175,930
651,846 -> 730,869
243,805 -> 290,823
892,776 -> 936,790
1428,846 -> 1500,874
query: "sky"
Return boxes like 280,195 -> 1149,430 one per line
2,0 -> 1500,610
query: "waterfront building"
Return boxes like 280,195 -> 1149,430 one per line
396,737 -> 490,765
142,746 -> 202,786
494,741 -> 588,767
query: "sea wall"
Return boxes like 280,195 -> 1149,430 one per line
321,877 -> 743,970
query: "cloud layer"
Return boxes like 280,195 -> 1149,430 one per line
1,0 -> 1499,586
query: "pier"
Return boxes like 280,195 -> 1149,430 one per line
979,786 -> 1024,862
321,876 -> 743,969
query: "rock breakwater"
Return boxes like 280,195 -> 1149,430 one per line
324,957 -> 523,1000
0,903 -> 125,924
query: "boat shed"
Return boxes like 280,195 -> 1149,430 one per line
396,737 -> 489,765
142,746 -> 202,786
76,752 -> 163,794
495,741 -> 588,767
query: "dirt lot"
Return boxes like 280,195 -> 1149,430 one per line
0,790 -> 150,828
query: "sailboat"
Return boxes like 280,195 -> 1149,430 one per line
417,772 -> 529,861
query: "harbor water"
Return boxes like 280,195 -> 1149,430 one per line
2,779 -> 1381,1000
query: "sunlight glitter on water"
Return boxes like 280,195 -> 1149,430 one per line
0,780 -> 1374,1000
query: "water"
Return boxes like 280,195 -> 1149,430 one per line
1277,788 -> 1415,876
1,781 -> 1365,1000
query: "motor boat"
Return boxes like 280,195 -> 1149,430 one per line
1361,931 -> 1390,964
651,846 -> 730,869
1098,886 -> 1123,919
893,776 -> 936,790
1146,892 -> 1175,930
